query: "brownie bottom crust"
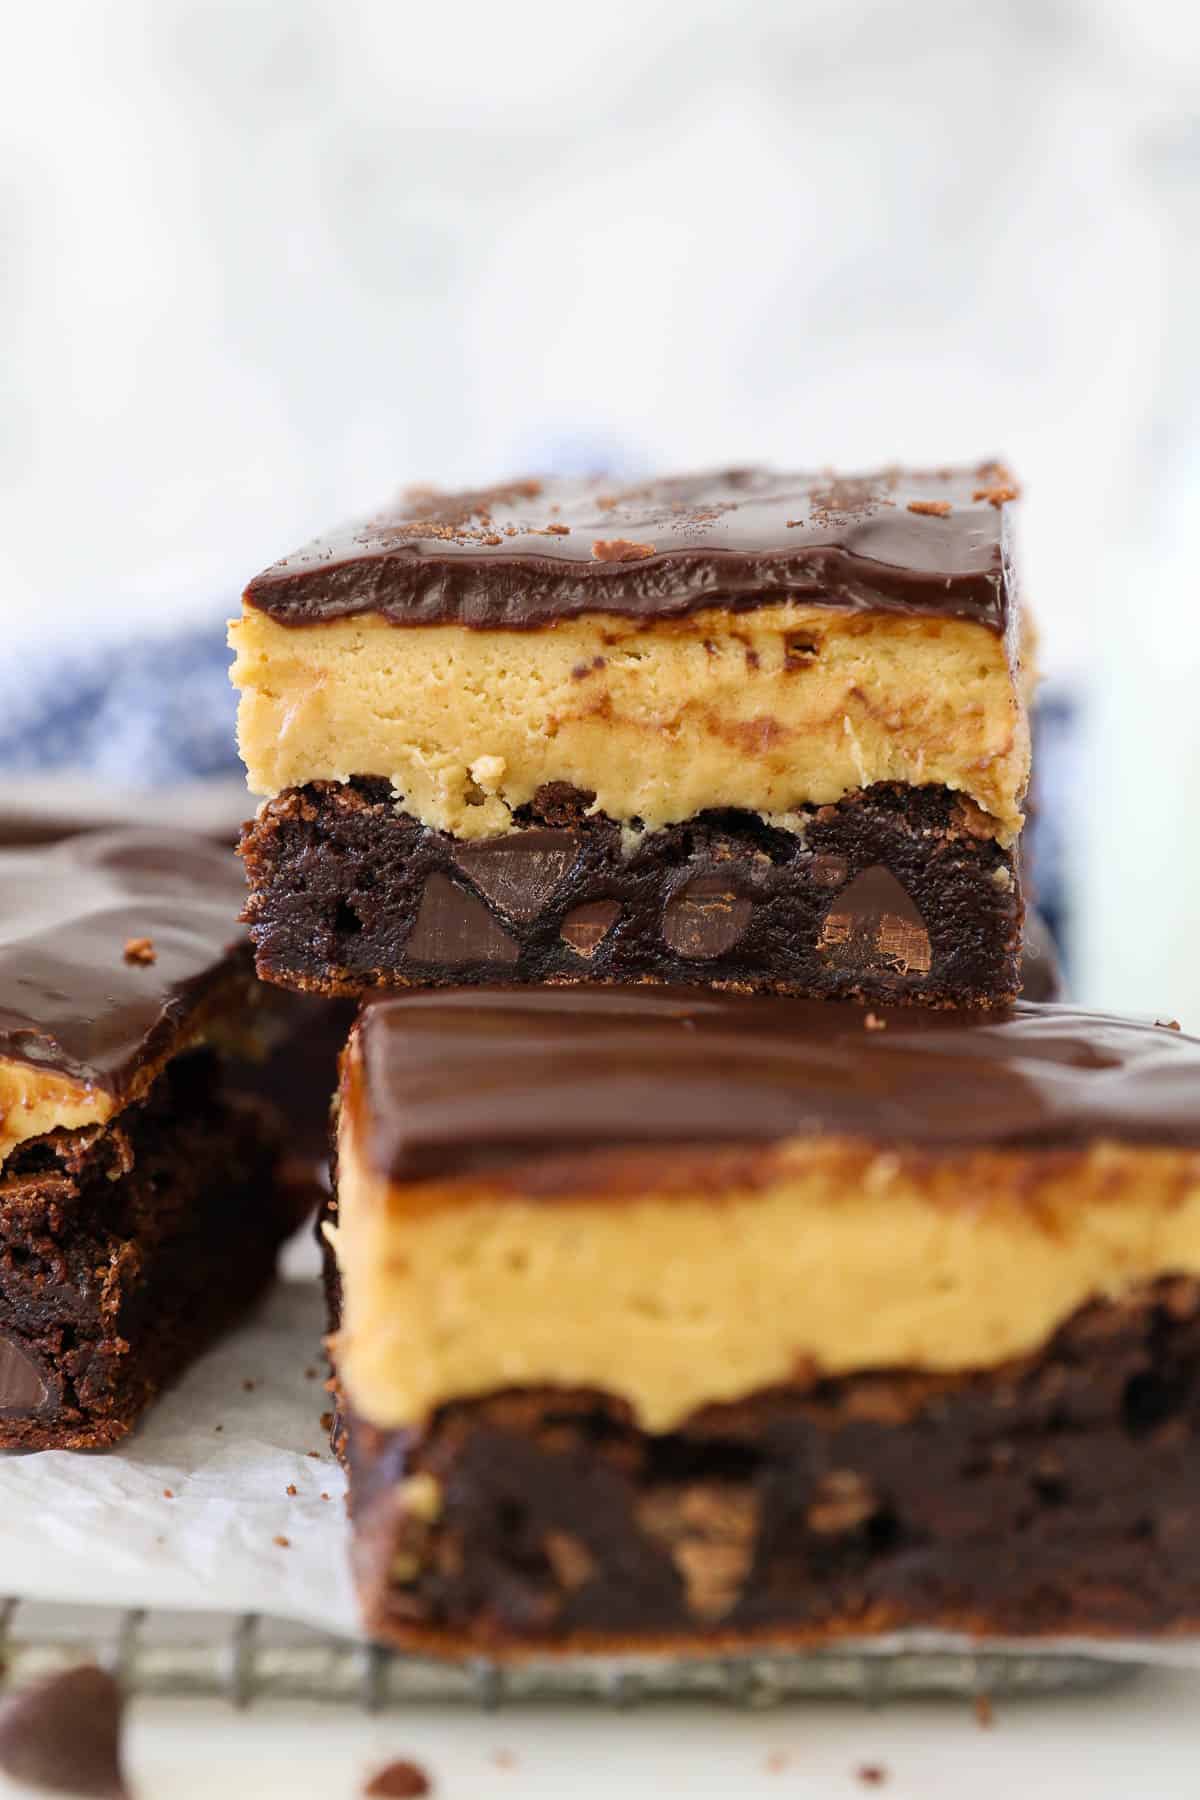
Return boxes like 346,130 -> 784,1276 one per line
337,1279 -> 1200,1655
241,778 -> 1022,1006
0,1051 -> 295,1450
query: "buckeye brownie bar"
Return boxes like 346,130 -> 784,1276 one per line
0,827 -> 303,1448
327,988 -> 1200,1654
232,466 -> 1031,1006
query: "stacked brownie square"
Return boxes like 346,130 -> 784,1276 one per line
233,466 -> 1200,1653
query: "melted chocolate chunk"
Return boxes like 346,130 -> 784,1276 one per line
244,465 -> 1016,633
559,900 -> 622,959
0,1336 -> 51,1415
817,865 -> 932,977
662,876 -> 754,960
450,829 -> 576,922
405,875 -> 518,967
351,988 -> 1200,1183
0,1665 -> 128,1798
0,828 -> 248,1096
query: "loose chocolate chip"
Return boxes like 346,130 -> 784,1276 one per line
405,875 -> 519,966
0,1334 -> 50,1415
0,1664 -> 129,1798
818,865 -> 932,977
363,1757 -> 433,1796
662,876 -> 753,960
450,829 -> 576,922
559,900 -> 621,958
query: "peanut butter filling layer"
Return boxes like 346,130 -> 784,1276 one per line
0,1062 -> 118,1166
232,604 -> 1030,844
330,1121 -> 1200,1436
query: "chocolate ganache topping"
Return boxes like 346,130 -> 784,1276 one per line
353,988 -> 1200,1182
246,465 -> 1018,633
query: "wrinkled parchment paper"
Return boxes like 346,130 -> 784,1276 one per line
0,1233 -> 359,1636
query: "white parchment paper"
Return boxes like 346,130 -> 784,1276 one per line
0,1233 -> 359,1637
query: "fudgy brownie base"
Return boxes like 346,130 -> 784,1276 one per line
335,1279 -> 1200,1655
0,1050 -> 295,1450
241,778 -> 1022,1006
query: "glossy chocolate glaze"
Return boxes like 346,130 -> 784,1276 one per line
0,828 -> 247,1094
353,988 -> 1200,1182
245,465 -> 1017,632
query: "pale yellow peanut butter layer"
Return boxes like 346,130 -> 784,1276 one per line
232,603 -> 1030,844
330,1121 -> 1200,1435
0,1062 -> 117,1167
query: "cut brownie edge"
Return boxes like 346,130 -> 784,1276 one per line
241,778 -> 1022,1007
331,1277 -> 1200,1656
0,1051 -> 297,1451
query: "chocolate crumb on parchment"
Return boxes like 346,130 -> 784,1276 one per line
122,935 -> 156,965
0,1664 -> 129,1798
363,1757 -> 433,1796
974,1693 -> 995,1727
273,1534 -> 291,1548
857,1765 -> 889,1786
286,1483 -> 297,1497
590,538 -> 656,561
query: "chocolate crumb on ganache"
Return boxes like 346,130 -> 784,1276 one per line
906,499 -> 951,517
0,1665 -> 129,1799
363,1757 -> 433,1797
590,538 -> 657,561
122,935 -> 157,965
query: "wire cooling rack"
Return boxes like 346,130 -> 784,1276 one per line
0,1599 -> 1140,1708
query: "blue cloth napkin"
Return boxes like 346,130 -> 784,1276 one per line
0,620 -> 240,786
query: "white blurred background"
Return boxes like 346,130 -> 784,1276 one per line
3,0 -> 1200,1013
